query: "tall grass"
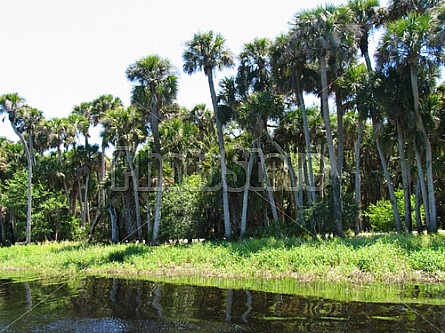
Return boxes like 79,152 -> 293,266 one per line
0,234 -> 444,283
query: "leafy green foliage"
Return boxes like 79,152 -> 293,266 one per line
159,175 -> 205,243
364,189 -> 422,231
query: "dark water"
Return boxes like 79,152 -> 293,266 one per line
0,276 -> 444,332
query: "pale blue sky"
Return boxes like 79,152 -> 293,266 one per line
0,0 -> 348,142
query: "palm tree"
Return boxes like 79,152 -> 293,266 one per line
291,5 -> 359,237
0,93 -> 33,243
101,106 -> 147,241
183,31 -> 234,240
127,55 -> 178,245
270,33 -> 318,214
377,10 -> 444,232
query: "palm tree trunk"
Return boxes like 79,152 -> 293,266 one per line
10,123 -> 32,244
207,70 -> 231,240
410,66 -> 436,232
319,56 -> 343,237
415,177 -> 423,233
257,141 -> 279,222
125,147 -> 142,241
335,88 -> 344,180
146,196 -> 152,244
376,136 -> 402,233
81,171 -> 90,228
415,146 -> 430,228
151,97 -> 163,245
240,148 -> 254,239
108,204 -> 119,244
354,117 -> 363,235
266,133 -> 300,222
396,121 -> 411,232
296,84 -> 316,205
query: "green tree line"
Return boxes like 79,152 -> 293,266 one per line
0,0 -> 444,245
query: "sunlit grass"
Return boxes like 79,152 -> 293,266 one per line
0,233 -> 444,283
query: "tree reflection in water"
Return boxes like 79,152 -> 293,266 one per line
0,277 -> 444,332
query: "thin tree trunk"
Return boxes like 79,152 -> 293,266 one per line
81,170 -> 90,228
78,177 -> 84,227
10,123 -> 32,244
319,56 -> 343,237
267,133 -> 300,222
108,204 -> 119,244
125,147 -> 142,241
207,70 -> 231,240
396,121 -> 411,232
415,146 -> 430,228
297,86 -> 316,205
257,141 -> 279,222
146,196 -> 152,244
415,177 -> 423,234
151,96 -> 163,245
376,136 -> 402,233
240,148 -> 255,239
0,209 -> 5,246
410,66 -> 436,232
354,117 -> 363,235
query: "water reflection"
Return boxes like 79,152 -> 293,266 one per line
0,276 -> 444,332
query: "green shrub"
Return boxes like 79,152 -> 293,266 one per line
159,175 -> 205,243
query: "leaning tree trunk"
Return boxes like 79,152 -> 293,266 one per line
240,148 -> 255,239
375,134 -> 402,233
207,70 -> 231,241
125,147 -> 142,241
415,177 -> 423,234
319,55 -> 343,237
410,66 -> 437,232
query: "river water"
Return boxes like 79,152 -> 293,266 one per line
0,276 -> 444,332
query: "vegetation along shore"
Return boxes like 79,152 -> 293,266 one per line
1,234 -> 444,284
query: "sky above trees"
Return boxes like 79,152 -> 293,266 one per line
0,0 -> 347,142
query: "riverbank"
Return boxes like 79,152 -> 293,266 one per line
0,234 -> 444,284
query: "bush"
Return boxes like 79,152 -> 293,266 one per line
159,175 -> 205,243
364,189 -> 422,232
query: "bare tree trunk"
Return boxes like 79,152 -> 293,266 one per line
240,148 -> 255,239
376,136 -> 402,233
267,133 -> 301,223
125,147 -> 142,241
146,196 -> 152,244
354,117 -> 363,235
415,146 -> 430,228
151,96 -> 163,245
297,87 -> 316,205
319,56 -> 343,237
257,141 -> 279,222
410,66 -> 436,232
207,70 -> 231,240
415,177 -> 423,234
396,122 -> 411,232
108,204 -> 119,244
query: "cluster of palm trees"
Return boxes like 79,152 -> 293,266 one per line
0,0 -> 444,245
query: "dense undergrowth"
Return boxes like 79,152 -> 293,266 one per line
0,233 -> 444,283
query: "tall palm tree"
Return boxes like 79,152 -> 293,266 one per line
183,31 -> 234,240
377,11 -> 444,232
270,33 -> 318,214
127,55 -> 178,245
0,93 -> 33,243
291,5 -> 359,237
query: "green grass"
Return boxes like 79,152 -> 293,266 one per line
0,233 -> 445,283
